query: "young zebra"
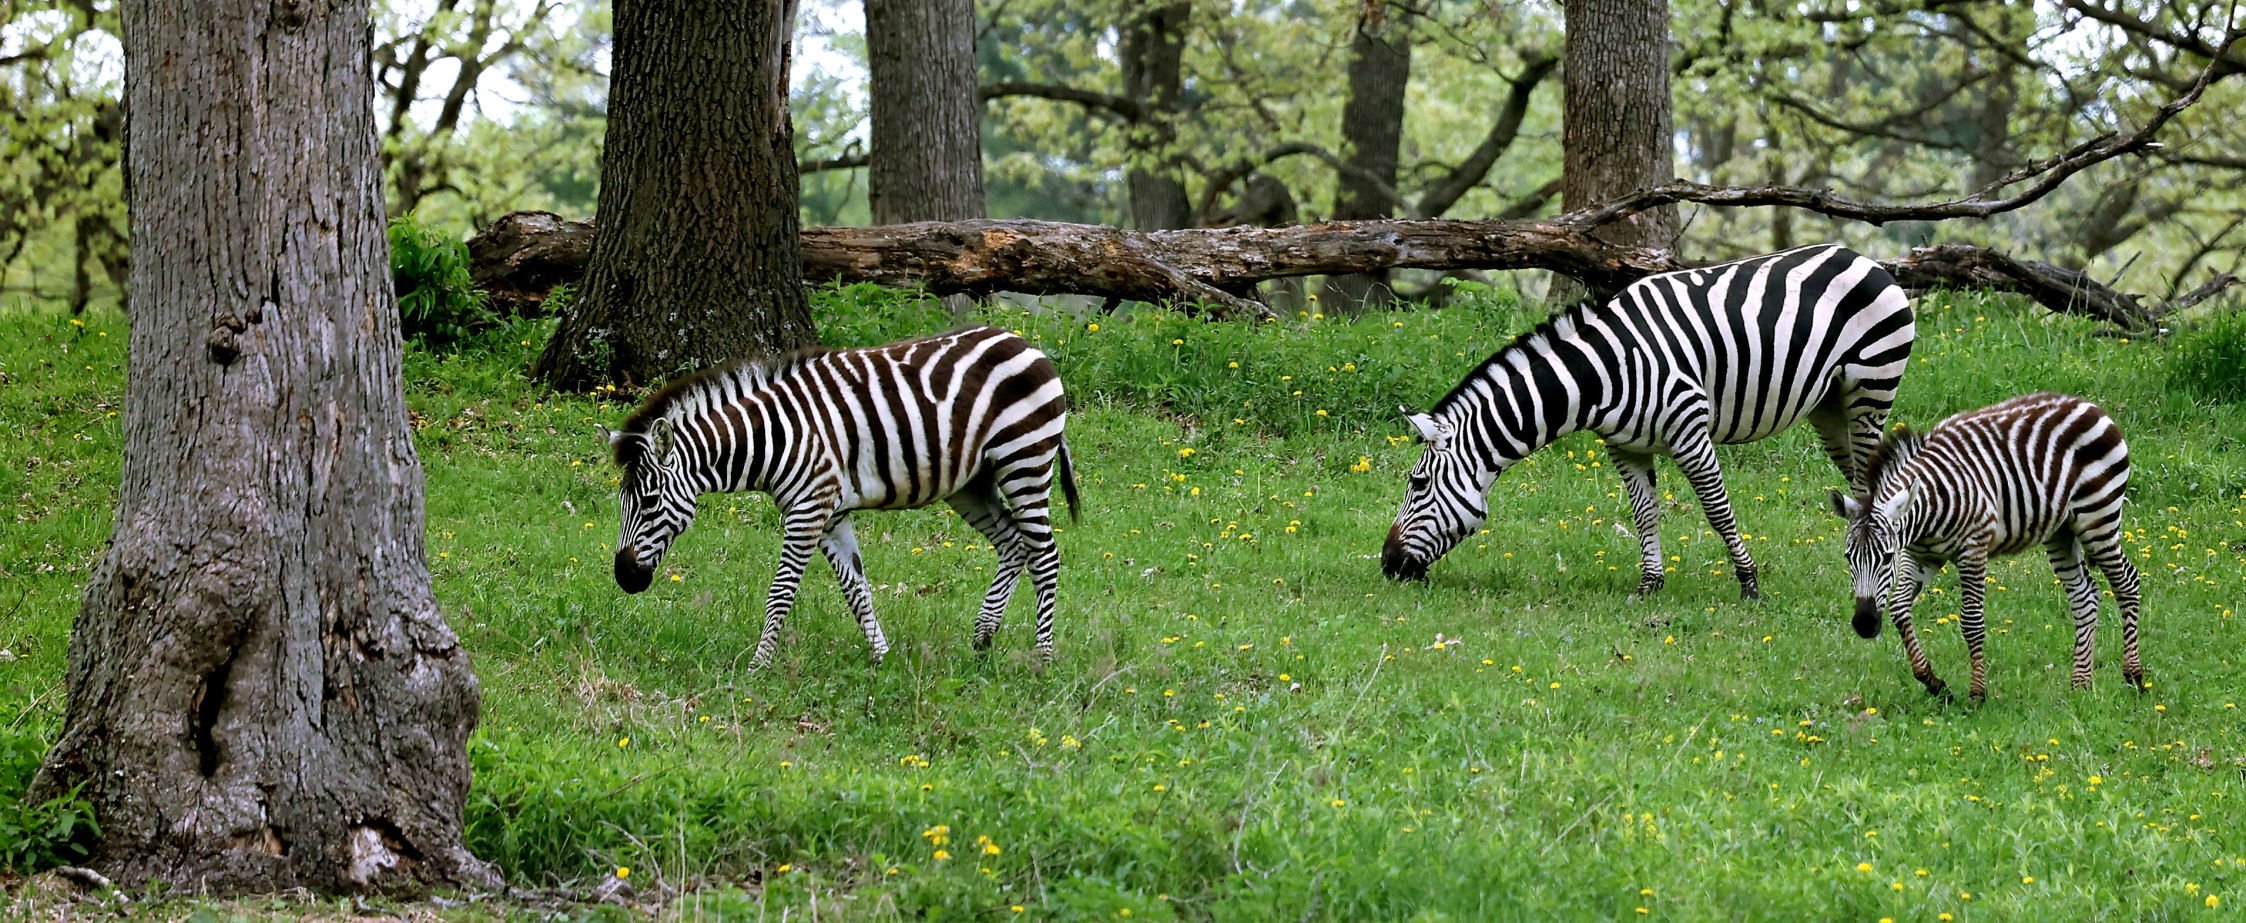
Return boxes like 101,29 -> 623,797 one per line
1384,244 -> 1916,598
607,326 -> 1080,670
1828,392 -> 2144,702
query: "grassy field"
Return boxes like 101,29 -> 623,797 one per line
4,287 -> 2245,920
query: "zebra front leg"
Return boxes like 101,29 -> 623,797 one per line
745,502 -> 832,673
1612,450 -> 1666,598
819,513 -> 891,666
1670,431 -> 1759,600
1955,549 -> 1991,703
1886,555 -> 1944,698
2047,537 -> 2101,690
2081,532 -> 2147,690
949,489 -> 1028,652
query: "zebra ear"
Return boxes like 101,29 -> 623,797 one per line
1827,488 -> 1861,520
1874,485 -> 1912,521
648,417 -> 675,460
602,425 -> 624,449
1403,409 -> 1444,444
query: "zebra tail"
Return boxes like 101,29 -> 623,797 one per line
1057,437 -> 1082,523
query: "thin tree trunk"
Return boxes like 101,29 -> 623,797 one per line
31,0 -> 493,892
1560,0 -> 1677,284
1122,2 -> 1192,230
866,0 -> 984,225
532,0 -> 818,391
1320,4 -> 1413,312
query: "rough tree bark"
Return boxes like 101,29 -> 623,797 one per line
866,0 -> 984,226
1320,3 -> 1414,311
531,0 -> 817,391
1561,0 -> 1678,250
1122,2 -> 1193,230
29,0 -> 494,893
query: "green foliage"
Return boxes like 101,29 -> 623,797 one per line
2167,307 -> 2246,404
6,291 -> 2246,916
0,735 -> 96,873
389,213 -> 495,349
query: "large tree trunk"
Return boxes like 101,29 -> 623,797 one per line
866,0 -> 985,225
1121,2 -> 1193,230
30,0 -> 493,893
1561,0 -> 1677,251
532,0 -> 818,391
1319,4 -> 1413,312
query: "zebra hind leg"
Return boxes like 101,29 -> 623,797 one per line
2046,535 -> 2100,690
949,486 -> 1028,653
818,513 -> 890,666
2080,526 -> 2147,691
1955,550 -> 1992,703
1807,397 -> 1868,494
1611,450 -> 1667,599
995,462 -> 1063,666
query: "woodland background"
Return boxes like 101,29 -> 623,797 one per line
5,0 -> 2243,314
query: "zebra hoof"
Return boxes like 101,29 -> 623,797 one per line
2125,670 -> 2148,692
869,648 -> 887,667
971,634 -> 995,653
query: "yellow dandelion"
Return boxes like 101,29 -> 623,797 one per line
616,866 -> 631,879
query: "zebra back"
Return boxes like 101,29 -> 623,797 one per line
1883,392 -> 2129,557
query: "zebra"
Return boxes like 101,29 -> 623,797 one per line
1827,392 -> 2143,702
606,326 -> 1080,671
1383,244 -> 1916,598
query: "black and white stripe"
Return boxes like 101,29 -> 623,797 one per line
608,326 -> 1079,670
1828,392 -> 2143,701
1383,244 -> 1916,597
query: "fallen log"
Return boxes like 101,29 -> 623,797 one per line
467,209 -> 2199,330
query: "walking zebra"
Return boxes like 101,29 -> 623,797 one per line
607,326 -> 1080,670
1828,392 -> 2143,702
1383,244 -> 1916,597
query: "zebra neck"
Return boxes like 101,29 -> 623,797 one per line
1455,340 -> 1598,462
675,398 -> 780,496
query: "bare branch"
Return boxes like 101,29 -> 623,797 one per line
1412,53 -> 1557,218
801,152 -> 870,173
979,81 -> 1146,122
1570,37 -> 2242,231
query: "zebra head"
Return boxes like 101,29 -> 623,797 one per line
609,417 -> 698,594
1383,407 -> 1500,581
1829,426 -> 1924,636
1828,485 -> 1914,639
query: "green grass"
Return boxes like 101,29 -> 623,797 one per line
5,289 -> 2246,920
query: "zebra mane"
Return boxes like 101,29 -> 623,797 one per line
1861,425 -> 1925,503
612,348 -> 832,464
1430,305 -> 1588,416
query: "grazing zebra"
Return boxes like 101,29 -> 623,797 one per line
1828,392 -> 2143,702
607,326 -> 1080,670
1383,244 -> 1916,597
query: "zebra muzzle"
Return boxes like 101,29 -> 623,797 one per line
1381,528 -> 1428,582
1853,598 -> 1883,638
615,546 -> 655,594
